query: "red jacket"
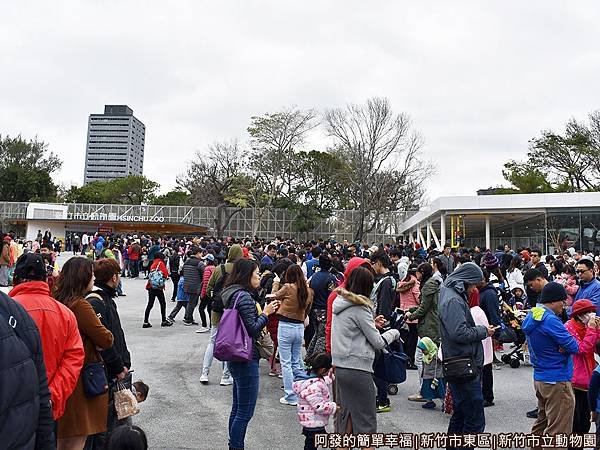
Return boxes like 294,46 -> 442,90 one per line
146,259 -> 169,290
201,265 -> 216,298
565,318 -> 600,390
9,281 -> 85,420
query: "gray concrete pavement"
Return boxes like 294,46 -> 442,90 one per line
111,274 -> 540,449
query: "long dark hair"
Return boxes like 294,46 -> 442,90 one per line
431,257 -> 447,277
346,266 -> 374,298
226,259 -> 258,291
284,264 -> 309,309
417,262 -> 434,286
53,257 -> 93,306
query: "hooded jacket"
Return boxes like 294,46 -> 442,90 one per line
10,281 -> 84,420
398,275 -> 420,324
331,288 -> 400,373
207,244 -> 243,297
396,256 -> 410,282
522,305 -> 579,382
439,262 -> 487,367
292,371 -> 336,429
221,283 -> 268,361
325,257 -> 368,353
478,283 -> 502,328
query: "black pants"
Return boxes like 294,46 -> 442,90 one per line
481,363 -> 494,403
571,388 -> 591,450
302,427 -> 325,450
145,289 -> 166,323
170,273 -> 180,301
401,323 -> 419,365
130,260 -> 139,278
169,301 -> 187,320
198,296 -> 212,327
184,293 -> 200,323
373,374 -> 389,407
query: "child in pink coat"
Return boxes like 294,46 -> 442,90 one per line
292,353 -> 338,450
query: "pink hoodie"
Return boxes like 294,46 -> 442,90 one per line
565,319 -> 600,390
293,375 -> 336,429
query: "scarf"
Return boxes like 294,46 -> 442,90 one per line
417,337 -> 438,365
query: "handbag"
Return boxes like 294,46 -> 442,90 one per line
214,292 -> 253,362
82,361 -> 109,397
372,337 -> 408,384
114,381 -> 140,420
254,303 -> 274,360
442,355 -> 477,384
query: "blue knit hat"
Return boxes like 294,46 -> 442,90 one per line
540,281 -> 567,304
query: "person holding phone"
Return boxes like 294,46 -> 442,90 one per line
268,264 -> 314,406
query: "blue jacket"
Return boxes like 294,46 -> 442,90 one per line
574,278 -> 600,313
309,270 -> 337,309
522,305 -> 579,383
305,258 -> 320,279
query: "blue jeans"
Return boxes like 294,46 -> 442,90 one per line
447,375 -> 485,449
278,321 -> 305,402
228,360 -> 260,449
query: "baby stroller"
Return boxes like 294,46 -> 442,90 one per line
385,308 -> 408,395
498,301 -> 528,368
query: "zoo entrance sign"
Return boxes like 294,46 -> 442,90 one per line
67,212 -> 165,223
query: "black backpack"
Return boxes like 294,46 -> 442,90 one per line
211,264 -> 228,314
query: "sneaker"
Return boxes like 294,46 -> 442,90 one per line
422,401 -> 436,410
220,377 -> 234,386
269,371 -> 280,377
142,322 -> 152,328
183,320 -> 198,326
277,373 -> 283,379
161,320 -> 173,327
195,327 -> 210,333
376,404 -> 391,413
200,374 -> 209,385
167,317 -> 175,323
408,393 -> 427,402
483,400 -> 495,408
279,397 -> 297,406
119,293 -> 127,297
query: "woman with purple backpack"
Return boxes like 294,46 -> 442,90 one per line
220,259 -> 280,450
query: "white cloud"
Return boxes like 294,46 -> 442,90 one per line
1,1 -> 599,201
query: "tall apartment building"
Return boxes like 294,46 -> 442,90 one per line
83,105 -> 145,184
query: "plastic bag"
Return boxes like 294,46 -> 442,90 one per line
114,381 -> 140,420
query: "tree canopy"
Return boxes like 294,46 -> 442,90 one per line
0,135 -> 62,202
64,175 -> 160,204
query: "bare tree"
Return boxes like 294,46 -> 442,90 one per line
176,140 -> 246,236
324,97 -> 433,242
247,108 -> 318,234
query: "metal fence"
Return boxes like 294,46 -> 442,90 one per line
0,201 -> 415,243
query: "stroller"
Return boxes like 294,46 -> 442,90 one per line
385,308 -> 408,395
498,300 -> 528,368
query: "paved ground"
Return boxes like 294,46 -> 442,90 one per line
3,255 -> 551,449
113,273 -> 544,449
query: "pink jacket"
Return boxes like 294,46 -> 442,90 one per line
554,274 -> 579,306
565,319 -> 600,390
293,374 -> 336,429
398,276 -> 420,324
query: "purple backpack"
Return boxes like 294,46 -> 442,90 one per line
213,292 -> 253,362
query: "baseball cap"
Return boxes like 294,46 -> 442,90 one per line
202,253 -> 215,262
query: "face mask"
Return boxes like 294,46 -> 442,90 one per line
580,313 -> 592,325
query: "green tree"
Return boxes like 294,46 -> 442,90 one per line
65,175 -> 159,204
0,135 -> 62,201
151,189 -> 190,205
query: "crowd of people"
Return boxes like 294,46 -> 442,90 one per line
4,227 -> 600,449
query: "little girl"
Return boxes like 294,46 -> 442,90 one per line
417,337 -> 446,410
293,353 -> 338,450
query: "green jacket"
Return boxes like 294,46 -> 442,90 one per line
409,276 -> 441,342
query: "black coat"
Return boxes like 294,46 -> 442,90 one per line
0,291 -> 54,449
87,283 -> 131,379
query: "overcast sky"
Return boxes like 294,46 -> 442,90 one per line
2,1 -> 600,202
